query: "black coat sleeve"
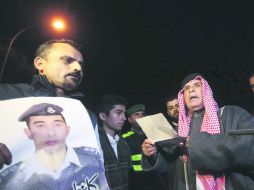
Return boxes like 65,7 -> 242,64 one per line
188,106 -> 254,174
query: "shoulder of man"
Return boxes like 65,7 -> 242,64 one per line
74,147 -> 104,167
74,146 -> 99,156
0,83 -> 34,100
0,162 -> 23,184
219,105 -> 252,117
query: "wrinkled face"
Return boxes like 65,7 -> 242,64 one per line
249,76 -> 254,93
103,105 -> 126,132
24,115 -> 70,153
183,79 -> 204,113
128,111 -> 145,124
166,99 -> 179,119
34,43 -> 84,91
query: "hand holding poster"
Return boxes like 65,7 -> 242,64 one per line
0,97 -> 109,190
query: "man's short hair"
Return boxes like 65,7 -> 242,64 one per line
34,39 -> 81,59
96,94 -> 127,116
248,72 -> 254,79
164,96 -> 178,105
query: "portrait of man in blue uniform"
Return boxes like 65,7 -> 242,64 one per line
0,101 -> 109,190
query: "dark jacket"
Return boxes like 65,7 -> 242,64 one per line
0,75 -> 99,125
122,130 -> 168,190
142,106 -> 254,190
0,75 -> 84,100
98,126 -> 131,190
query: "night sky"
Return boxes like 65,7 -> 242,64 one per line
0,0 -> 253,114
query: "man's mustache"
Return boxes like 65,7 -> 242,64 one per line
65,72 -> 82,80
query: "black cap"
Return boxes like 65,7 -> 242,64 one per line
19,103 -> 63,121
180,73 -> 204,89
126,104 -> 145,116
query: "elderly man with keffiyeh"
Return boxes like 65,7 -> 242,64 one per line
141,73 -> 254,190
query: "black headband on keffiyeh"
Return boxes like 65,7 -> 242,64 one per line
180,73 -> 205,90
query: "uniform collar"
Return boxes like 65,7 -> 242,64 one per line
22,146 -> 82,181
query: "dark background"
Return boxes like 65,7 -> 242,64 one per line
0,0 -> 253,114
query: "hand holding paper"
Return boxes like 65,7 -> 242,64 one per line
136,113 -> 187,158
142,139 -> 157,157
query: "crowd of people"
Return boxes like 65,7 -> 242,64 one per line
0,39 -> 253,190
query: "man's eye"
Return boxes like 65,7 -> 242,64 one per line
35,124 -> 44,128
194,83 -> 201,87
61,57 -> 74,64
183,86 -> 190,91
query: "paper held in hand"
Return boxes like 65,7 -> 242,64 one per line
135,113 -> 178,142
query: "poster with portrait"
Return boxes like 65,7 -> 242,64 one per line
0,97 -> 107,190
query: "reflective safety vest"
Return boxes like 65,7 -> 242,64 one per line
131,154 -> 142,171
122,130 -> 145,172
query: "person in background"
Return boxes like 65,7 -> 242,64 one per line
97,94 -> 131,190
248,72 -> 254,93
248,72 -> 254,115
142,73 -> 254,190
122,104 -> 167,190
165,96 -> 179,131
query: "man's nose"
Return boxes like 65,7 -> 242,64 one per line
189,86 -> 195,92
72,61 -> 83,72
47,126 -> 56,137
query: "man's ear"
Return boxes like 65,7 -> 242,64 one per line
24,128 -> 33,139
99,113 -> 107,122
128,116 -> 131,123
66,126 -> 70,135
34,57 -> 46,74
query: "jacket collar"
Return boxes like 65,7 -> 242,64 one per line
30,75 -> 85,100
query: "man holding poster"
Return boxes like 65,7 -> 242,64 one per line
0,39 -> 98,169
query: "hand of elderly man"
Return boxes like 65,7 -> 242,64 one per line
155,137 -> 187,159
0,143 -> 12,169
142,139 -> 157,157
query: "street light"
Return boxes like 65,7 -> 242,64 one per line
0,19 -> 67,81
51,18 -> 66,31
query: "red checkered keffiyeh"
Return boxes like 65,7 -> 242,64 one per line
178,76 -> 225,190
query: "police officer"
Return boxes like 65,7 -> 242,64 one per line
122,104 -> 167,190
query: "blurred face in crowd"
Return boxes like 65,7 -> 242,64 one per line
34,43 -> 84,92
166,98 -> 179,119
183,79 -> 204,113
128,111 -> 145,124
24,115 -> 70,153
100,105 -> 126,136
249,76 -> 254,93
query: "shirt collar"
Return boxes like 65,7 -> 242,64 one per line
23,146 -> 81,181
106,133 -> 119,144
